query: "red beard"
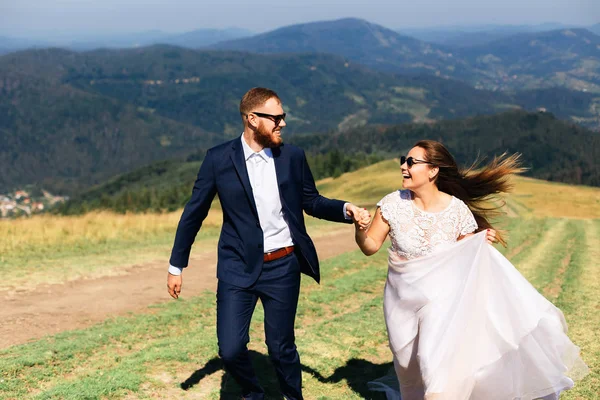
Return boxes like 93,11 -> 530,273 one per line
254,121 -> 283,148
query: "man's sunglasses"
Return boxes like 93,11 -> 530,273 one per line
400,156 -> 436,168
248,111 -> 287,127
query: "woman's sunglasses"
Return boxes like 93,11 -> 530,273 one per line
400,156 -> 436,168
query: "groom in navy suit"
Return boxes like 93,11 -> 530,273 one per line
167,88 -> 367,399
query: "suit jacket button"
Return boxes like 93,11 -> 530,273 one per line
256,221 -> 260,227
258,244 -> 263,249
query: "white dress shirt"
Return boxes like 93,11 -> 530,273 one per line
168,135 -> 350,276
240,133 -> 294,253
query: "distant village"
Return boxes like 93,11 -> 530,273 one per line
0,189 -> 68,218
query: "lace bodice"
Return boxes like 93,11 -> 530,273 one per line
377,190 -> 478,260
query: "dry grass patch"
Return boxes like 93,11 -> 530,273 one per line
316,160 -> 403,207
0,210 -> 221,253
509,176 -> 600,219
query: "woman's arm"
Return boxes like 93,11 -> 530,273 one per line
355,207 -> 390,256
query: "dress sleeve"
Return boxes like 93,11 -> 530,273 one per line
377,192 -> 395,224
458,200 -> 478,236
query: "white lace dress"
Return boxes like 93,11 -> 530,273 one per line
369,190 -> 588,400
377,189 -> 478,261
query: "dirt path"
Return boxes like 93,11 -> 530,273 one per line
0,227 -> 356,349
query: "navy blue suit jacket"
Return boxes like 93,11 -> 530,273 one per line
169,138 -> 351,288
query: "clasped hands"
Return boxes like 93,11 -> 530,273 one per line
346,203 -> 372,230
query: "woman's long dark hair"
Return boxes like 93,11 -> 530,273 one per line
414,140 -> 525,246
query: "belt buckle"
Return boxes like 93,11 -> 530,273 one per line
264,250 -> 274,262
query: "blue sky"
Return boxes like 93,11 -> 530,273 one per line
1,0 -> 598,38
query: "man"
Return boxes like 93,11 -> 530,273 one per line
167,87 -> 368,399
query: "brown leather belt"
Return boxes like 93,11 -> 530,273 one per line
264,246 -> 295,262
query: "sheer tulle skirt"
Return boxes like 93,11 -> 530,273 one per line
369,232 -> 588,400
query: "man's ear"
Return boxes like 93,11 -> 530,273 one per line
247,113 -> 258,129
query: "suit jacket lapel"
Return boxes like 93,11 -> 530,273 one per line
273,146 -> 289,205
230,139 -> 259,218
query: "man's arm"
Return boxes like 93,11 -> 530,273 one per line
167,150 -> 217,298
300,150 -> 367,225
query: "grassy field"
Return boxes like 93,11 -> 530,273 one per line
1,160 -> 599,399
0,203 -> 338,292
0,209 -> 221,292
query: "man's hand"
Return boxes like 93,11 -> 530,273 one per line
346,203 -> 371,230
167,273 -> 182,299
356,208 -> 371,230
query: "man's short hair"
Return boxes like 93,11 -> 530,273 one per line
240,87 -> 281,117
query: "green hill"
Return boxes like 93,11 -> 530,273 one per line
461,28 -> 600,92
291,110 -> 600,186
54,159 -> 203,214
0,51 -> 219,194
56,111 -> 600,215
54,150 -> 383,215
56,46 -> 507,132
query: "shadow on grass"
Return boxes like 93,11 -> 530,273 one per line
180,351 -> 392,399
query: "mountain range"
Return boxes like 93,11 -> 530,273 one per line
2,42 -> 600,194
211,18 -> 467,78
3,18 -> 599,94
4,21 -> 599,52
0,46 -> 510,193
1,18 -> 599,195
211,18 -> 600,93
398,23 -> 598,47
460,28 -> 600,92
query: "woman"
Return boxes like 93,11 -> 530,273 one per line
354,140 -> 588,400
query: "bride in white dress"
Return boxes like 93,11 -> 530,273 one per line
354,140 -> 588,400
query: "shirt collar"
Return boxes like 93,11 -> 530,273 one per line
240,134 -> 272,163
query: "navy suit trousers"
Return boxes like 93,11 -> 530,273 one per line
216,252 -> 303,400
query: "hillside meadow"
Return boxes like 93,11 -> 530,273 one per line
1,159 -> 599,399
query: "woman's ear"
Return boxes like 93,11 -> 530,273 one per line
429,166 -> 439,180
